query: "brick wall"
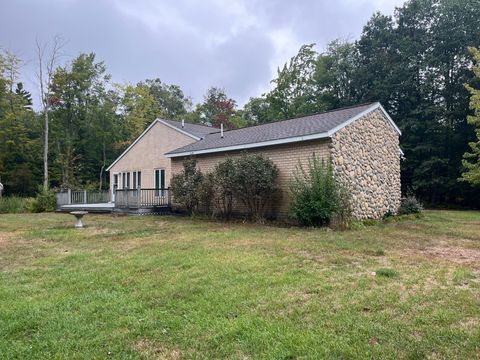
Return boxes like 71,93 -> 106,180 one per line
171,139 -> 331,217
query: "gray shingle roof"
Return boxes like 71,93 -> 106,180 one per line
166,103 -> 382,156
161,119 -> 218,138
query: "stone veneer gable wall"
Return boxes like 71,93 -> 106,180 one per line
331,109 -> 401,219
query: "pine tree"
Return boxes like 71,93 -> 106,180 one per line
461,47 -> 480,186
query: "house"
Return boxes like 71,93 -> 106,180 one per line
106,119 -> 217,202
108,102 -> 401,219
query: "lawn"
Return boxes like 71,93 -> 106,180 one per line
0,211 -> 479,359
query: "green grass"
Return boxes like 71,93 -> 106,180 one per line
0,211 -> 479,359
0,196 -> 34,213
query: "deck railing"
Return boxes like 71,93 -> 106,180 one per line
56,189 -> 111,207
114,188 -> 170,209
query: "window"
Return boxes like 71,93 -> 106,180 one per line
133,171 -> 137,190
113,174 -> 118,189
122,172 -> 126,189
137,171 -> 142,189
155,169 -> 165,196
126,172 -> 130,189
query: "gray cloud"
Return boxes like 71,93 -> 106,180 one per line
0,0 -> 405,107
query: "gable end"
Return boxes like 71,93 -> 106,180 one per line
106,119 -> 200,171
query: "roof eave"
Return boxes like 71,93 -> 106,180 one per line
157,119 -> 202,141
165,102 -> 401,159
165,131 -> 331,158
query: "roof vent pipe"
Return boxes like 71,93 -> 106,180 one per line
221,123 -> 224,138
181,119 -> 185,128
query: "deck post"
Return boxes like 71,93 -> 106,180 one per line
67,188 -> 72,205
84,190 -> 87,204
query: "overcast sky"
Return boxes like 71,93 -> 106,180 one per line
1,0 -> 405,107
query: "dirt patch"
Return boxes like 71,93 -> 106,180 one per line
0,232 -> 13,248
134,339 -> 182,360
421,246 -> 480,265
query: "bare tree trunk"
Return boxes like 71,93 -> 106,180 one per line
35,35 -> 65,191
43,109 -> 49,190
99,142 -> 106,190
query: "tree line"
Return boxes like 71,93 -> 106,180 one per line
1,0 -> 480,207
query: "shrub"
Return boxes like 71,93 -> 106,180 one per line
0,196 -> 35,213
232,153 -> 279,221
198,172 -> 215,215
170,158 -> 203,215
211,158 -> 236,220
331,183 -> 353,230
289,156 -> 352,227
32,188 -> 57,213
363,219 -> 379,226
398,195 -> 423,215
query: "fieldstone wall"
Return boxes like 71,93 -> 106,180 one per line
331,109 -> 401,219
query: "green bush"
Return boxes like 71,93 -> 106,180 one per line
211,158 -> 236,220
232,153 -> 279,221
32,188 -> 57,212
398,195 -> 424,215
289,156 -> 352,228
0,196 -> 35,213
170,158 -> 203,215
198,172 -> 215,215
331,183 -> 353,230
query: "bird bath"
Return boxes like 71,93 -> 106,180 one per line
70,211 -> 88,228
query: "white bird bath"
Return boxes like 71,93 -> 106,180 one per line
70,211 -> 88,228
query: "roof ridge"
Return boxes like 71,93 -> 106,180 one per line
207,102 -> 378,135
163,118 -> 219,130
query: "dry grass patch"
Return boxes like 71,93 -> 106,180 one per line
421,246 -> 480,265
134,339 -> 182,360
0,232 -> 13,248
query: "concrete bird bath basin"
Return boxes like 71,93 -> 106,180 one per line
70,211 -> 88,228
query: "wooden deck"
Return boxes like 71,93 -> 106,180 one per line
58,203 -> 115,213
56,188 -> 171,215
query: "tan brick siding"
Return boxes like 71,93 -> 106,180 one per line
171,139 -> 331,216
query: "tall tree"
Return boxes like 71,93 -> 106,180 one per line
0,50 -> 39,195
144,78 -> 192,119
198,87 -> 237,128
315,39 -> 358,109
49,53 -> 112,188
461,47 -> 480,186
266,44 -> 319,120
35,36 -> 65,190
353,0 -> 480,205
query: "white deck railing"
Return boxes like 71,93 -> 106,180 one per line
56,189 -> 111,207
